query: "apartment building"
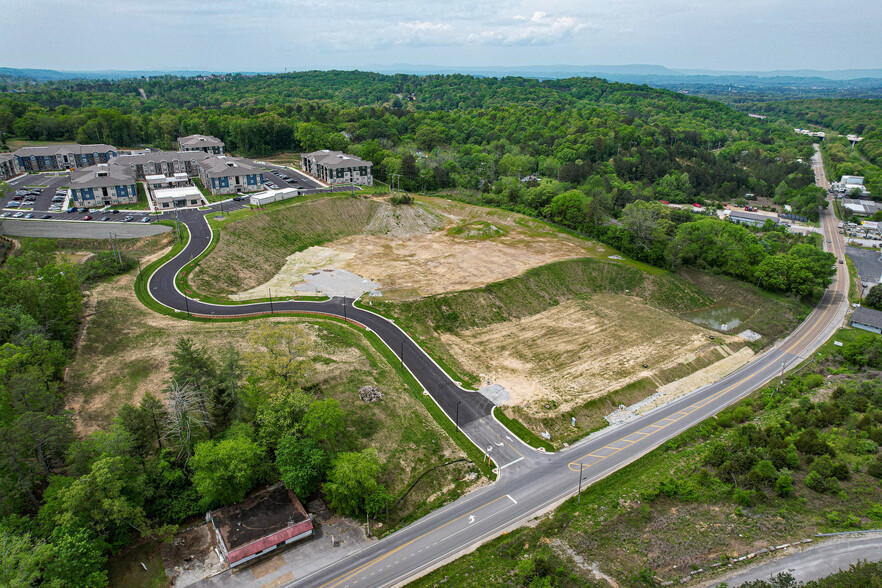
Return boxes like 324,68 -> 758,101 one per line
178,134 -> 225,155
69,163 -> 138,207
197,155 -> 264,195
301,150 -> 373,186
0,153 -> 16,180
13,144 -> 118,172
114,151 -> 207,180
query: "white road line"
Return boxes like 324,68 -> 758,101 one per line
507,494 -> 518,505
498,456 -> 524,470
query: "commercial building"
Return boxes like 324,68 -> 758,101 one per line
69,163 -> 138,207
145,173 -> 205,209
0,153 -> 16,180
197,155 -> 264,195
115,151 -> 206,180
850,306 -> 882,335
728,210 -> 782,228
177,134 -> 225,155
301,150 -> 373,186
250,187 -> 298,207
13,144 -> 118,172
841,199 -> 881,217
207,484 -> 313,568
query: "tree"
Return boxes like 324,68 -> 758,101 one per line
162,380 -> 211,462
775,474 -> 793,497
324,448 -> 389,517
254,388 -> 312,450
302,398 -> 344,448
42,527 -> 108,588
169,338 -> 216,437
543,189 -> 588,229
210,345 -> 243,432
0,526 -> 53,588
275,436 -> 327,499
246,323 -> 313,392
865,284 -> 882,310
190,425 -> 264,508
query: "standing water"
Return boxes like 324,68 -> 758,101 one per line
681,304 -> 753,332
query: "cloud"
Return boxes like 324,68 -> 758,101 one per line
468,11 -> 591,46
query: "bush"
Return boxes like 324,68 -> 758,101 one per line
390,193 -> 414,205
79,251 -> 136,284
776,474 -> 794,497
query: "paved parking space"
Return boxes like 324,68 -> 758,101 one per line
0,218 -> 171,239
846,246 -> 882,289
260,164 -> 325,191
5,173 -> 68,212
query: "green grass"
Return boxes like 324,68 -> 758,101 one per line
494,407 -> 554,452
105,541 -> 167,588
845,254 -> 861,303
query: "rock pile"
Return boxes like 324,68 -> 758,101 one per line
358,386 -> 385,402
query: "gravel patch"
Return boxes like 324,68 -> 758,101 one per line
293,268 -> 381,299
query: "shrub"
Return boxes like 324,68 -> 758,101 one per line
776,474 -> 794,497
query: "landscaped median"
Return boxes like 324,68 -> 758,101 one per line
133,219 -> 497,481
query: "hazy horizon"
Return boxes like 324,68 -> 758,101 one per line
2,0 -> 880,73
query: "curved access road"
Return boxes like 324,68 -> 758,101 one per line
158,151 -> 850,588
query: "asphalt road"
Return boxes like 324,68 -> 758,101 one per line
172,145 -> 851,588
712,533 -> 882,586
0,218 -> 171,239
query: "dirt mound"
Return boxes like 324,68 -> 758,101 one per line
364,201 -> 445,238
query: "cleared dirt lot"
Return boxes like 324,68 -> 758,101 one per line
440,295 -> 747,413
200,195 -> 608,301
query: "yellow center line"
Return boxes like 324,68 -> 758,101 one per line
319,495 -> 510,588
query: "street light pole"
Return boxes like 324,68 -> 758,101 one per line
343,297 -> 347,322
184,295 -> 190,317
269,288 -> 274,314
455,401 -> 463,432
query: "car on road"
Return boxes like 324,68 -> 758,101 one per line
123,215 -> 134,222
233,196 -> 244,201
140,216 -> 151,223
13,212 -> 24,218
40,214 -> 52,219
82,215 -> 92,220
839,259 -> 844,264
101,216 -> 110,221
827,238 -> 831,243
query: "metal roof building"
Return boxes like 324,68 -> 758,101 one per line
850,306 -> 882,335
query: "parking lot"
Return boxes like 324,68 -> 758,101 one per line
5,173 -> 68,212
846,246 -> 882,294
259,164 -> 325,191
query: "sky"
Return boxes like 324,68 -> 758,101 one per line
2,0 -> 881,73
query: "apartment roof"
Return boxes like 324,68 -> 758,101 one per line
199,155 -> 261,177
302,150 -> 372,169
851,306 -> 882,330
178,134 -> 224,148
70,164 -> 135,189
0,153 -> 13,163
116,151 -> 208,166
14,144 -> 117,157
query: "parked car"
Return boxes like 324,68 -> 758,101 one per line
233,196 -> 244,201
13,212 -> 24,218
82,215 -> 93,220
67,207 -> 77,213
0,212 -> 10,218
78,207 -> 88,213
11,194 -> 23,201
112,209 -> 120,214
25,213 -> 34,219
101,216 -> 110,221
40,214 -> 52,219
123,215 -> 134,222
140,216 -> 151,223
7,201 -> 20,208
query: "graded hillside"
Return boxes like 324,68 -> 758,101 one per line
194,195 -> 606,301
372,258 -> 802,444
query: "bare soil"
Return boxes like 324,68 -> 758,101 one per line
232,196 -> 604,301
439,296 -> 747,415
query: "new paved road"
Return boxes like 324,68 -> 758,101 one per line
160,148 -> 850,588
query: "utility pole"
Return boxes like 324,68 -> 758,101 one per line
577,463 -> 584,505
342,297 -> 347,322
268,288 -> 274,314
456,401 -> 462,432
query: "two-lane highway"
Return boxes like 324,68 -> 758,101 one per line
160,149 -> 850,588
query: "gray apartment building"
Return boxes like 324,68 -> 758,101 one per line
197,156 -> 264,195
13,144 -> 118,172
0,153 -> 16,180
115,151 -> 207,180
178,134 -> 225,155
69,163 -> 138,207
301,150 -> 373,186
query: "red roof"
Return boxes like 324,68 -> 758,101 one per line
227,518 -> 314,564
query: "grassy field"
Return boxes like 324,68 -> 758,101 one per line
411,329 -> 882,587
106,541 -> 167,588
